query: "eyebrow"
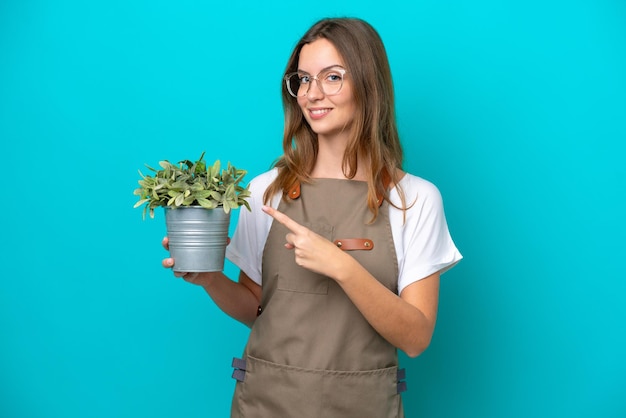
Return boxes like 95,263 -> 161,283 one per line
296,64 -> 346,74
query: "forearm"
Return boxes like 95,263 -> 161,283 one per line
199,272 -> 260,327
333,256 -> 439,357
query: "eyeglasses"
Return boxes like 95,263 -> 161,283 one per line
284,66 -> 348,98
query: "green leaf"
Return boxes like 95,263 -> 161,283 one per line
190,182 -> 205,192
210,160 -> 220,179
195,153 -> 206,174
171,181 -> 188,190
133,199 -> 149,208
197,197 -> 217,209
227,199 -> 239,209
193,190 -> 212,199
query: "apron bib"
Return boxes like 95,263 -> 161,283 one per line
231,179 -> 405,418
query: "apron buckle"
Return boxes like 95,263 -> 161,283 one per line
397,368 -> 408,394
232,357 -> 247,382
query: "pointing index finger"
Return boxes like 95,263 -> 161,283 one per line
262,205 -> 303,233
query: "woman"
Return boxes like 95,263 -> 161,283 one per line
163,17 -> 461,418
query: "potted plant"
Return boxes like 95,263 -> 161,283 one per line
134,151 -> 251,272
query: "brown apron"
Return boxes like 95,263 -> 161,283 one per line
231,179 -> 406,418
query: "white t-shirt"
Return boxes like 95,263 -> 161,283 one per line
226,169 -> 462,294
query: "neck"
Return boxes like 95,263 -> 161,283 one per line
311,136 -> 367,180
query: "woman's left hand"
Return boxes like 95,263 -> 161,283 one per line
262,205 -> 347,279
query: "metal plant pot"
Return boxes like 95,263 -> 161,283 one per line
164,206 -> 230,272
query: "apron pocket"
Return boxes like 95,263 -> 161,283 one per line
321,366 -> 401,418
276,271 -> 329,294
234,356 -> 400,418
276,222 -> 333,295
235,356 -> 324,418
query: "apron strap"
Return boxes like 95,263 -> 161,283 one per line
286,168 -> 392,207
333,238 -> 374,251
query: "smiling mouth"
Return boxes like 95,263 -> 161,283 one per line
309,108 -> 331,117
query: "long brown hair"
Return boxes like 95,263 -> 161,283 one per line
264,17 -> 406,221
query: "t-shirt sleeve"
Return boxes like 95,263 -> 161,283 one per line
225,169 -> 278,286
392,175 -> 462,294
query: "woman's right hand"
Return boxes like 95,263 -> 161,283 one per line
161,236 -> 211,285
161,236 -> 176,270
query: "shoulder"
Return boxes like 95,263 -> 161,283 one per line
244,168 -> 282,210
392,172 -> 443,209
248,168 -> 279,191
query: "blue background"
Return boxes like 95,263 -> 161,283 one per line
1,0 -> 624,417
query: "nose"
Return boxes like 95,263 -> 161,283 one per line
306,78 -> 325,100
